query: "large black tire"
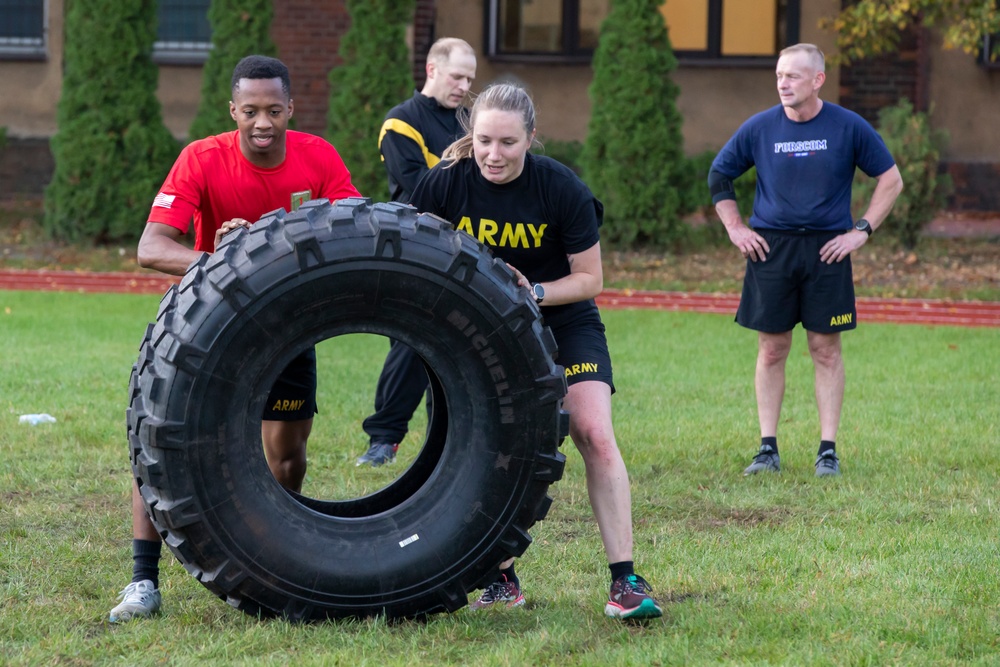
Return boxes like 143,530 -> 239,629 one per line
126,198 -> 568,621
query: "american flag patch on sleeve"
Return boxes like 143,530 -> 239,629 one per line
152,193 -> 176,209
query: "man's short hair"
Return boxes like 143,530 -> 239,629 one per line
427,37 -> 475,65
231,55 -> 291,98
778,43 -> 825,73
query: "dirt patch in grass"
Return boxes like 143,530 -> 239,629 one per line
684,505 -> 794,532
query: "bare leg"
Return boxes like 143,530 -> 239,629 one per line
563,380 -> 632,563
495,381 -> 632,570
261,418 -> 313,493
132,479 -> 161,541
806,330 -> 844,442
755,331 -> 793,438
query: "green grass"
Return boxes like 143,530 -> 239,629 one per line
1,290 -> 999,666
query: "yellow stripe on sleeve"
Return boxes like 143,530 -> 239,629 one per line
377,118 -> 440,168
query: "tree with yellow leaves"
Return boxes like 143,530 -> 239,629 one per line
823,0 -> 1000,64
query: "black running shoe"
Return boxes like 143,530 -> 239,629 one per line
815,450 -> 841,477
743,444 -> 780,475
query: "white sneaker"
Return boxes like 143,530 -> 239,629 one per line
109,580 -> 161,622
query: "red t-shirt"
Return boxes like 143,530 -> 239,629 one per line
147,130 -> 361,251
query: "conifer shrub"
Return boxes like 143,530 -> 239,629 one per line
327,0 -> 414,201
651,150 -> 757,222
187,0 -> 277,141
851,98 -> 951,249
44,0 -> 178,243
733,166 -> 758,220
580,0 -> 688,248
535,138 -> 584,175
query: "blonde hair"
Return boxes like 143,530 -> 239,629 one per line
441,82 -> 540,164
778,43 -> 825,73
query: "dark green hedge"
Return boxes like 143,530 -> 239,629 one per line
580,0 -> 688,248
851,99 -> 951,249
44,0 -> 178,243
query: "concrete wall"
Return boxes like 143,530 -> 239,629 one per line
0,0 -> 65,137
928,39 -> 1000,210
434,1 -> 597,142
156,67 -> 206,139
0,0 -> 204,140
928,40 -> 1000,162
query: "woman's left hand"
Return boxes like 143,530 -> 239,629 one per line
506,263 -> 531,289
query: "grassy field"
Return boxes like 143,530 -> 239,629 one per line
1,289 -> 998,666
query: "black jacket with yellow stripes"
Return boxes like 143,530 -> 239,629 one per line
378,90 -> 467,203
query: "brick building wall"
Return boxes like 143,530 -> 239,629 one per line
0,139 -> 53,200
270,1 -> 437,133
943,163 -> 1000,211
271,1 -> 353,136
839,29 -> 1000,211
412,0 -> 437,89
837,28 -> 924,123
836,24 -> 998,211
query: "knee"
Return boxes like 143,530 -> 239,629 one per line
758,340 -> 791,366
571,421 -> 618,462
269,449 -> 307,491
280,440 -> 307,467
809,344 -> 842,369
262,425 -> 310,491
807,337 -> 842,368
274,445 -> 307,468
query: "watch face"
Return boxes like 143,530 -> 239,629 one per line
532,283 -> 544,301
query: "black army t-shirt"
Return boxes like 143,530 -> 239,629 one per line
410,152 -> 603,328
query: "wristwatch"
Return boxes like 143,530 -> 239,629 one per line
854,218 -> 873,236
530,283 -> 545,304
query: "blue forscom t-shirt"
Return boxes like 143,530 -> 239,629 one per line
711,102 -> 895,232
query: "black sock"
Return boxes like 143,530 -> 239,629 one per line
761,436 -> 778,454
819,440 -> 836,456
132,539 -> 162,588
609,560 -> 634,582
499,563 -> 518,587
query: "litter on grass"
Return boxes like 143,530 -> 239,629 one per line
18,413 -> 57,425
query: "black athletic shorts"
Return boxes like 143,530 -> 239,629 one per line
262,347 -> 318,421
549,311 -> 615,393
736,229 -> 857,334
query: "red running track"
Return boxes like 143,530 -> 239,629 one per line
598,289 -> 1000,328
2,269 -> 998,328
